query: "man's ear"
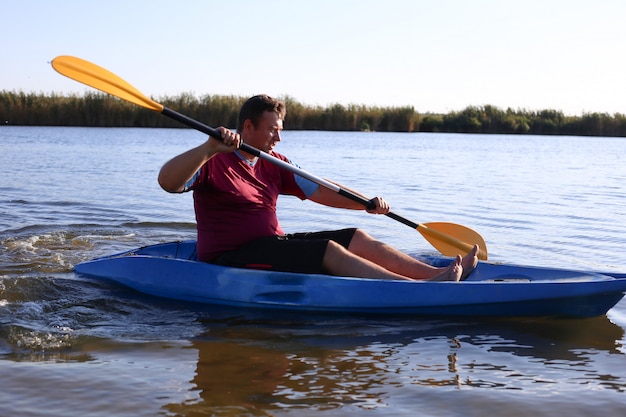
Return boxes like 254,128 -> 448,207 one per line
242,119 -> 254,134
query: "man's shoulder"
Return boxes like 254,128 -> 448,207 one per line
268,150 -> 290,162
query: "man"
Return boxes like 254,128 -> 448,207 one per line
158,95 -> 478,281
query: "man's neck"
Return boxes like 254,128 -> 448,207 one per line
234,150 -> 258,165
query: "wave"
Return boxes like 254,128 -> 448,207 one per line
0,219 -> 200,357
0,222 -> 197,277
0,273 -> 202,358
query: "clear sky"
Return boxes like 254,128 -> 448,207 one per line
3,0 -> 626,115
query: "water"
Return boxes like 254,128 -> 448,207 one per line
1,126 -> 626,416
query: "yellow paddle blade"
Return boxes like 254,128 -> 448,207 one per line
51,56 -> 163,112
418,222 -> 488,260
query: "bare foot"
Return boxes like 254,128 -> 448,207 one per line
428,255 -> 463,282
460,245 -> 479,280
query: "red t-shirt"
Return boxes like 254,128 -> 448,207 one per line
187,151 -> 308,261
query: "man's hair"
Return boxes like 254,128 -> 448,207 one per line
237,94 -> 286,133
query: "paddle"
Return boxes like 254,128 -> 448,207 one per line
51,55 -> 488,260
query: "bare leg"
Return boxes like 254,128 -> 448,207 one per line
322,240 -> 462,282
345,229 -> 478,281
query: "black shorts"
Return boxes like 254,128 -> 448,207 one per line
211,228 -> 357,274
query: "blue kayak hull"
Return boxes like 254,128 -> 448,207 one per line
73,240 -> 626,318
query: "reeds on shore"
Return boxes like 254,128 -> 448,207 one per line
2,90 -> 625,137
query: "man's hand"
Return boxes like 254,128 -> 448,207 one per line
208,126 -> 241,153
366,196 -> 390,214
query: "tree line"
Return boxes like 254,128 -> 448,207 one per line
2,90 -> 626,137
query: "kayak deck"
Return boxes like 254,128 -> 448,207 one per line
74,240 -> 626,318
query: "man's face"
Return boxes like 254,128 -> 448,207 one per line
243,111 -> 283,153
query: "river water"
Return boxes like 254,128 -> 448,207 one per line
1,126 -> 625,416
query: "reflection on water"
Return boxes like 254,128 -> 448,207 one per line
153,312 -> 626,416
4,277 -> 624,416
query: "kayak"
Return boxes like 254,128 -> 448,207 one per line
73,240 -> 626,318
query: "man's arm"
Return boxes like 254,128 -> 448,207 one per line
308,181 -> 390,214
157,128 -> 239,193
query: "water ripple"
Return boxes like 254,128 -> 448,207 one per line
2,128 -> 626,416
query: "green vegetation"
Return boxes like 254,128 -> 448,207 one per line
422,105 -> 626,137
2,90 -> 625,137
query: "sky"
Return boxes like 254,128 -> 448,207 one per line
3,0 -> 626,115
